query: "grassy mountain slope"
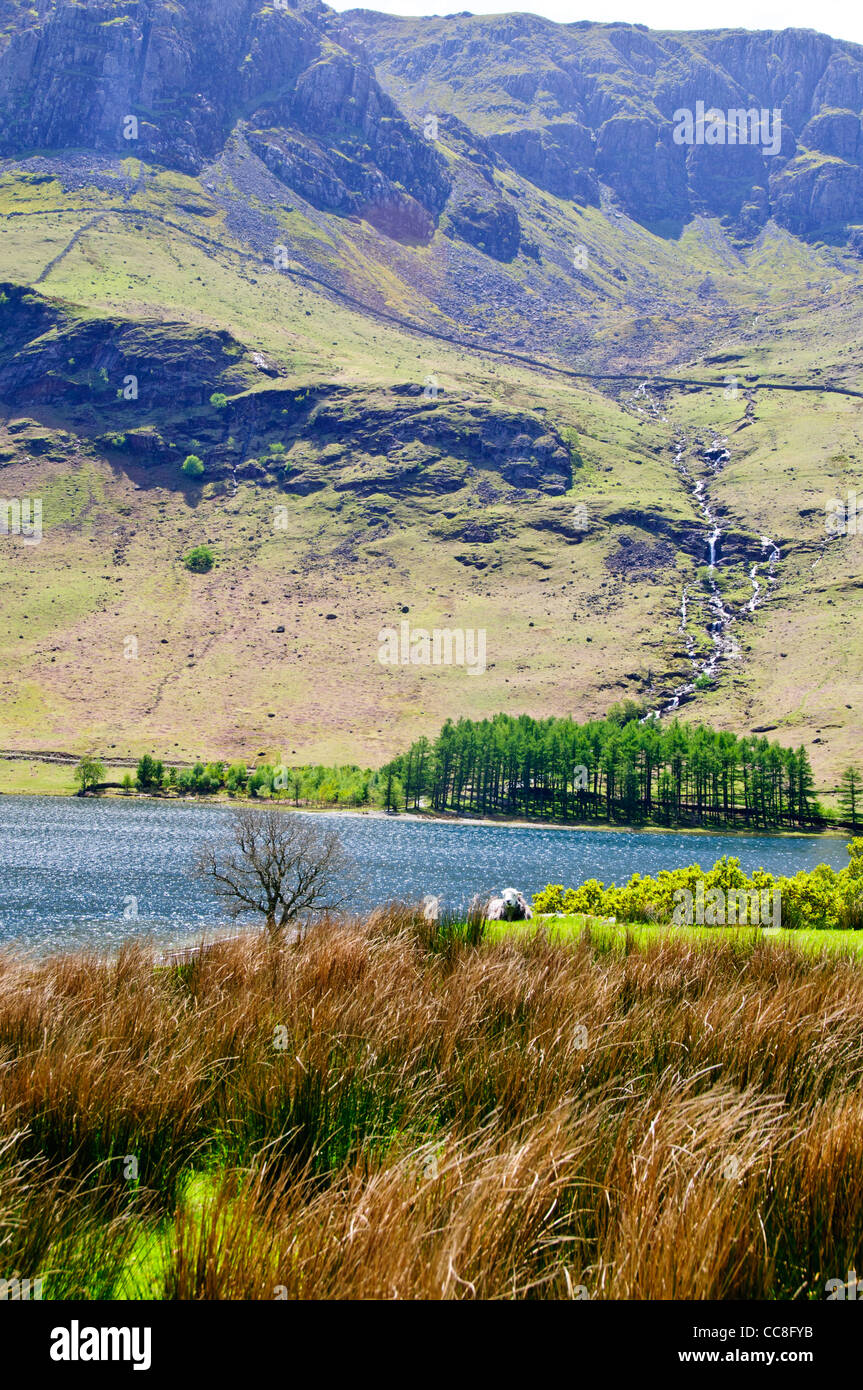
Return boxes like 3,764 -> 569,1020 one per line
0,5 -> 861,794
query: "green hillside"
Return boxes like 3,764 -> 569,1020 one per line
0,3 -> 861,796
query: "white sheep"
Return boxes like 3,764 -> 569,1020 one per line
483,887 -> 534,921
422,894 -> 441,924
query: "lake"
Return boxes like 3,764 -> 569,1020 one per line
0,795 -> 850,955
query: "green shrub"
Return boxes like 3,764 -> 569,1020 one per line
209,392 -> 228,409
248,766 -> 273,798
181,454 -> 205,477
533,845 -> 863,930
135,754 -> 163,791
226,762 -> 248,795
73,756 -> 105,793
183,545 -> 214,573
836,881 -> 863,931
560,425 -> 582,466
533,884 -> 566,914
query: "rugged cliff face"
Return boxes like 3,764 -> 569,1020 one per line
0,0 -> 450,241
345,11 -> 863,243
1,3 -> 862,246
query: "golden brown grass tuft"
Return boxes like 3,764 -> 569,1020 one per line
1,914 -> 862,1298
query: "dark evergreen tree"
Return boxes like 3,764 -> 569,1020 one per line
839,765 -> 862,828
381,714 -> 820,830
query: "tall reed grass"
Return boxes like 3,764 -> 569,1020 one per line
1,905 -> 862,1298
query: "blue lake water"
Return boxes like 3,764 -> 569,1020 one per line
0,794 -> 851,956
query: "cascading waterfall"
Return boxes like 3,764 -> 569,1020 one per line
629,381 -> 668,421
628,395 -> 780,720
664,435 -> 739,707
637,414 -> 773,716
746,536 -> 780,612
708,528 -> 720,568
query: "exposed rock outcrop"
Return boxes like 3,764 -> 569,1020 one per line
0,0 -> 450,244
445,192 -> 521,262
348,11 -> 863,245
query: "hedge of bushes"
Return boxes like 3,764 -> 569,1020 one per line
533,841 -> 863,930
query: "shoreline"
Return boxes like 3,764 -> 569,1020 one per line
305,806 -> 848,840
0,782 -> 849,839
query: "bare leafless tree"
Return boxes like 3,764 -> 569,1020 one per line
197,808 -> 355,935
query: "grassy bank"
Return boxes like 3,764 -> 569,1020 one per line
2,908 -> 862,1299
499,915 -> 863,958
0,758 -> 88,796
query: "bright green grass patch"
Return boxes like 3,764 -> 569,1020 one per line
0,760 -> 129,795
113,1172 -> 218,1300
485,912 -> 617,946
0,758 -> 78,795
494,915 -> 863,958
40,1171 -> 223,1300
